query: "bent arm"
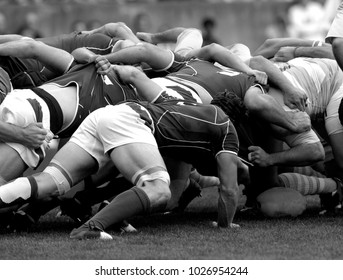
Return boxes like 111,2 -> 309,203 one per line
253,37 -> 330,58
248,141 -> 324,167
83,22 -> 140,44
186,43 -> 257,76
96,57 -> 164,102
71,47 -> 98,64
0,39 -> 73,74
104,42 -> 174,70
250,56 -> 308,111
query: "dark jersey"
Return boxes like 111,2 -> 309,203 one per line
166,58 -> 258,100
41,62 -> 138,138
126,100 -> 239,175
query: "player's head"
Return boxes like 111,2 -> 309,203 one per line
339,98 -> 343,126
0,67 -> 12,104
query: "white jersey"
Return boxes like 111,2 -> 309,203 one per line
277,57 -> 343,136
279,57 -> 343,117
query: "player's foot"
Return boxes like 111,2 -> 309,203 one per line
58,198 -> 92,225
97,200 -> 137,233
319,177 -> 343,215
70,221 -> 113,240
190,169 -> 219,189
8,209 -> 36,232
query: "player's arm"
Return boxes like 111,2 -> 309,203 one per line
0,121 -> 47,149
215,152 -> 240,228
137,27 -> 187,44
71,47 -> 98,64
0,38 -> 73,74
252,37 -> 329,58
82,22 -> 140,44
0,34 -> 27,44
186,43 -> 267,84
103,42 -> 174,71
248,141 -> 324,167
273,45 -> 334,62
95,57 -> 164,102
250,55 -> 308,111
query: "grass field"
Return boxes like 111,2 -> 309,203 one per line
1,187 -> 343,260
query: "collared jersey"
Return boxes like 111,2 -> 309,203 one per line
125,100 -> 239,175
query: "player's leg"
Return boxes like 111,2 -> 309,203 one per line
70,142 -> 170,240
0,141 -> 98,211
0,144 -> 27,185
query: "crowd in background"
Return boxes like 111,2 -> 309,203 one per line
0,0 -> 339,42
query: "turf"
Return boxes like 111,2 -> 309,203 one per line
1,188 -> 343,260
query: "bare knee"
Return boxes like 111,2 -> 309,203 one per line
140,179 -> 171,210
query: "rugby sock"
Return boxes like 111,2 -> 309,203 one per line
73,176 -> 133,207
84,186 -> 150,230
278,173 -> 336,195
293,166 -> 326,178
0,176 -> 38,208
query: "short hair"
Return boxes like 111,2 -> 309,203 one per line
339,97 -> 343,126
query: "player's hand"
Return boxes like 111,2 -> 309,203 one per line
211,221 -> 240,228
274,46 -> 297,62
20,123 -> 48,149
251,69 -> 268,85
248,146 -> 272,167
284,87 -> 308,112
95,56 -> 112,75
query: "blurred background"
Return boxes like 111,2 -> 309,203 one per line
0,0 -> 340,52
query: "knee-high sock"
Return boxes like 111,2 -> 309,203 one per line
0,176 -> 38,208
85,186 -> 150,230
278,173 -> 336,195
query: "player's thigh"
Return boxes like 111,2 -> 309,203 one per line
0,143 -> 27,182
109,143 -> 166,182
52,141 -> 98,183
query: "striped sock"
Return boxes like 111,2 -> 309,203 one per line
278,173 -> 336,195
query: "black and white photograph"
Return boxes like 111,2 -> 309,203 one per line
0,0 -> 342,279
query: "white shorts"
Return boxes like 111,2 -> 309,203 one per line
174,28 -> 203,57
326,2 -> 343,43
226,43 -> 252,64
0,89 -> 51,168
69,104 -> 158,171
